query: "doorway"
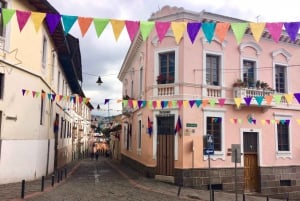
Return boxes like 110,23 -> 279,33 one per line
156,115 -> 175,176
243,132 -> 260,192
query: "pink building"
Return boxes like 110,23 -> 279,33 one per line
118,6 -> 300,196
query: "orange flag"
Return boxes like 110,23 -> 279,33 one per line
110,19 -> 125,41
78,17 -> 93,37
264,95 -> 273,105
215,22 -> 230,42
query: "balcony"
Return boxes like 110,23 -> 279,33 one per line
233,87 -> 276,108
157,84 -> 175,96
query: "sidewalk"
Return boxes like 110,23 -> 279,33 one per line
0,158 -> 286,201
106,159 -> 285,201
0,159 -> 80,201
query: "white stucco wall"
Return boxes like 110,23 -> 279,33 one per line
0,139 -> 54,184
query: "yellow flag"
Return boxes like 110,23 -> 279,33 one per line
249,22 -> 266,42
110,19 -> 125,41
284,93 -> 293,104
171,22 -> 187,44
31,12 -> 46,32
234,98 -> 241,108
132,100 -> 137,109
183,100 -> 189,108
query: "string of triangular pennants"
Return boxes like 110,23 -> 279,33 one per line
21,89 -> 91,104
22,89 -> 300,108
122,93 -> 300,109
229,118 -> 299,125
3,8 -> 300,44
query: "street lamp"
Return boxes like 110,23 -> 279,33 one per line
96,76 -> 103,85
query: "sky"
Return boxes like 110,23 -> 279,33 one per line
46,0 -> 300,117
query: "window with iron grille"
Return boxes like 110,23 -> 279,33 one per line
206,54 -> 220,86
277,122 -> 289,151
206,116 -> 221,151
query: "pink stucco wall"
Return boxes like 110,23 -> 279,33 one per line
119,8 -> 300,171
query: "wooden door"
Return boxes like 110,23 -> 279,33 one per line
156,115 -> 175,176
243,132 -> 259,192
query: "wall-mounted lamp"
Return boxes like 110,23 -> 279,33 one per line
96,76 -> 103,85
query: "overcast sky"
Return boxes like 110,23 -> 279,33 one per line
47,0 -> 300,116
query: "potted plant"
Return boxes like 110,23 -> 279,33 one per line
232,79 -> 245,87
256,80 -> 261,88
156,74 -> 166,84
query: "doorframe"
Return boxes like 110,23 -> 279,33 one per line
152,109 -> 179,161
239,128 -> 262,167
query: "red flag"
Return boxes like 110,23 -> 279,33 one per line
175,115 -> 182,134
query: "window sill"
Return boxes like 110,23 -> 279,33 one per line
276,151 -> 292,159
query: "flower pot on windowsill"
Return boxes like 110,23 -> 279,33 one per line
156,74 -> 166,84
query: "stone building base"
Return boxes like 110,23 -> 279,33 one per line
121,154 -> 300,199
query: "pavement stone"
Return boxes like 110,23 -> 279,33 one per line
0,157 -> 287,201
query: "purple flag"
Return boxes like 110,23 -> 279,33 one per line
189,100 -> 195,108
294,93 -> 300,103
187,22 -> 201,44
104,99 -> 110,105
284,22 -> 300,42
244,97 -> 252,106
46,13 -> 61,34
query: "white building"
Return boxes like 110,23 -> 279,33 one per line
0,0 -> 92,184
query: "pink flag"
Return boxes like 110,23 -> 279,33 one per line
125,20 -> 140,41
266,22 -> 283,43
155,21 -> 171,43
16,10 -> 31,32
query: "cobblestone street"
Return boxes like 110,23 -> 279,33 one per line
1,157 -> 286,201
23,158 -> 197,201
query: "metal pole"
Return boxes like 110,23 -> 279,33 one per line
235,149 -> 238,201
209,153 -> 212,201
41,176 -> 45,192
21,180 -> 25,199
51,174 -> 55,186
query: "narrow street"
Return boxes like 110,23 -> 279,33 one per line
24,158 -> 197,201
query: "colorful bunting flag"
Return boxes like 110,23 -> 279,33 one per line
187,22 -> 201,44
140,21 -> 154,41
202,22 -> 216,43
249,22 -> 266,42
77,17 -> 93,37
46,13 -> 61,34
171,21 -> 187,44
30,12 -> 46,32
16,10 -> 31,32
93,18 -> 109,38
61,15 -> 77,35
110,19 -> 125,41
266,23 -> 283,43
231,23 -> 248,44
215,22 -> 230,43
125,20 -> 140,41
155,21 -> 171,43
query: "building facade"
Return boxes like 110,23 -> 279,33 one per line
118,6 -> 300,197
0,0 -> 92,184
